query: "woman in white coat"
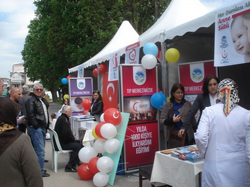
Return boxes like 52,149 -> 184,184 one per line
195,78 -> 250,187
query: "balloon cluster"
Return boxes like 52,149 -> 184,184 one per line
141,43 -> 159,69
61,75 -> 72,84
92,64 -> 107,78
77,108 -> 122,186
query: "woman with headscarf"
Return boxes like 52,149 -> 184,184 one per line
0,97 -> 43,187
195,78 -> 250,187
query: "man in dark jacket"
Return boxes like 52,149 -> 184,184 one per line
18,85 -> 31,133
54,105 -> 83,172
25,83 -> 50,177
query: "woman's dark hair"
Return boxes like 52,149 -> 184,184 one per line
63,98 -> 69,105
92,90 -> 102,102
170,83 -> 185,102
202,75 -> 219,95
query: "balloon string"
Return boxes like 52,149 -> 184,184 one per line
127,128 -> 135,133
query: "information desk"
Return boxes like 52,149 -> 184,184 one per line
70,115 -> 96,140
150,151 -> 203,187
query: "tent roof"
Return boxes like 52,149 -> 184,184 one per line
138,0 -> 211,46
69,21 -> 139,72
138,0 -> 241,46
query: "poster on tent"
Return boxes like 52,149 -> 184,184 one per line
214,0 -> 250,67
102,73 -> 118,112
120,64 -> 159,172
68,77 -> 93,116
179,61 -> 217,122
125,41 -> 140,64
178,61 -> 217,94
108,50 -> 120,81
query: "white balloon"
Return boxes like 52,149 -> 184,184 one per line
93,172 -> 109,187
78,146 -> 97,163
100,123 -> 117,139
141,54 -> 157,69
104,138 -> 120,154
100,113 -> 105,122
97,156 -> 114,173
94,139 -> 106,153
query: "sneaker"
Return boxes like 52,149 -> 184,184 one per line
42,172 -> 50,177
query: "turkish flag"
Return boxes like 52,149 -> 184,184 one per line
103,73 -> 118,112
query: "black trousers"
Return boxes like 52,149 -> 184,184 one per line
61,140 -> 83,167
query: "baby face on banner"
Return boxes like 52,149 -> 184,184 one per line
242,12 -> 250,42
230,16 -> 250,55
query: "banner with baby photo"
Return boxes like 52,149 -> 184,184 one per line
214,0 -> 250,67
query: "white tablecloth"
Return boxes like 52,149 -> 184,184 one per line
150,151 -> 203,187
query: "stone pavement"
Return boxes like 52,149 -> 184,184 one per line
43,102 -> 153,187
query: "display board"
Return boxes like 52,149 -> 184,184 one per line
179,60 -> 217,122
68,77 -> 93,116
120,64 -> 159,172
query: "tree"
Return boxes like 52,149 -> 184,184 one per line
22,0 -> 170,102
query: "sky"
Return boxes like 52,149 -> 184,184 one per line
0,0 -> 36,78
0,0 -> 236,79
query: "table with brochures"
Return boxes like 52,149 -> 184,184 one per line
150,146 -> 204,187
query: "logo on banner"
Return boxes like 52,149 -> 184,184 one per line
133,66 -> 146,86
106,83 -> 115,101
77,80 -> 85,90
133,102 -> 139,112
130,100 -> 150,113
134,71 -> 146,85
191,69 -> 204,83
220,36 -> 228,48
129,49 -> 136,61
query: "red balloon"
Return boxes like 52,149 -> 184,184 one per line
88,157 -> 99,174
98,64 -> 107,74
82,99 -> 91,111
77,163 -> 95,180
66,75 -> 72,80
95,122 -> 105,139
82,110 -> 89,115
104,108 -> 122,126
93,68 -> 98,77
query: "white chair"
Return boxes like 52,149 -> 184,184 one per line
49,128 -> 73,172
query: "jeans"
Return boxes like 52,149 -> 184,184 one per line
28,127 -> 46,173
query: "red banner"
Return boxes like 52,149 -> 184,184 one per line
121,66 -> 157,97
179,61 -> 216,94
124,123 -> 159,170
102,73 -> 118,112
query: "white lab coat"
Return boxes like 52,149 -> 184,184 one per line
195,103 -> 250,187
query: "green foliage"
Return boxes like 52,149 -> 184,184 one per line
22,0 -> 170,101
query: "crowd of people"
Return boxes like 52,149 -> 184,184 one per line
1,75 -> 250,186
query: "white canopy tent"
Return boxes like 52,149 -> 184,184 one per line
68,21 -> 139,73
138,0 -> 241,46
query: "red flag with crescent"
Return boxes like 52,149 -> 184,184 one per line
103,73 -> 118,112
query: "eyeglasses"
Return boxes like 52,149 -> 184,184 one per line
35,89 -> 43,92
93,90 -> 99,94
208,83 -> 217,87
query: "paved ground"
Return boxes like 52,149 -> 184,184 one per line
43,102 -> 154,187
